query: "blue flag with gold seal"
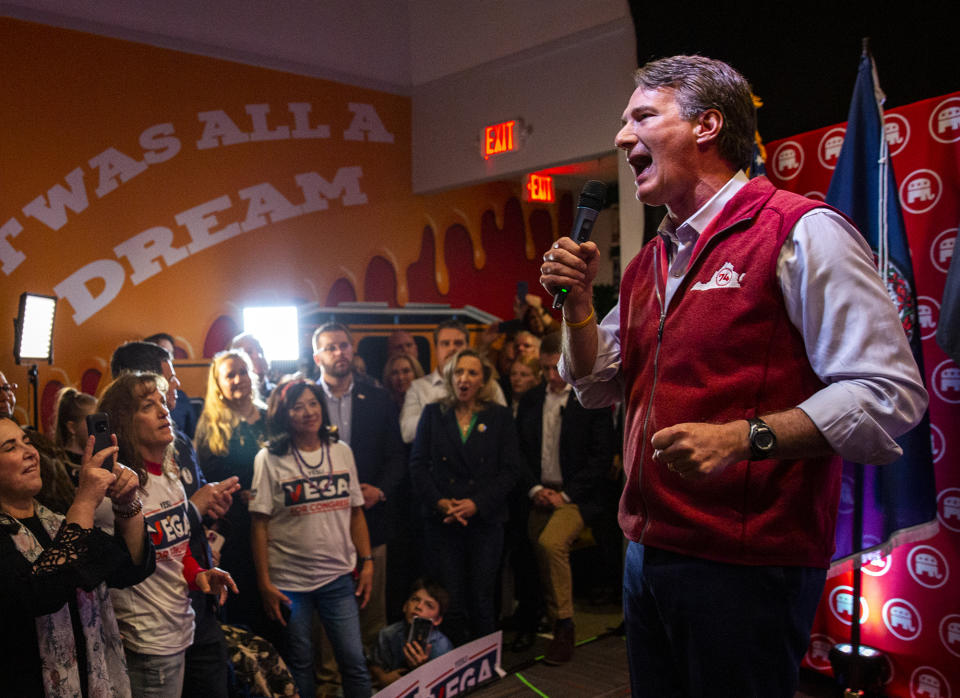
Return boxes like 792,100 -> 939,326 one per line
825,49 -> 938,561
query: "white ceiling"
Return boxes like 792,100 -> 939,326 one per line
408,0 -> 628,85
1,0 -> 631,93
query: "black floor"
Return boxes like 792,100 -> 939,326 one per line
470,632 -> 843,698
474,633 -> 631,697
481,543 -> 845,697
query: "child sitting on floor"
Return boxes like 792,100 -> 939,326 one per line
368,578 -> 454,687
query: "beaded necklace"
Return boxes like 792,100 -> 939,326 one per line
291,440 -> 332,488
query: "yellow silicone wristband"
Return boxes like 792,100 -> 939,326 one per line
564,307 -> 596,330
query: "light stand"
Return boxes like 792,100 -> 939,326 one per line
13,293 -> 57,430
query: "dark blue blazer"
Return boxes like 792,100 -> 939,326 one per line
515,384 -> 615,524
320,377 -> 406,548
175,429 -> 212,567
409,401 -> 520,524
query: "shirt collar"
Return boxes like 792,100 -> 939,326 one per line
319,375 -> 353,400
658,170 -> 749,246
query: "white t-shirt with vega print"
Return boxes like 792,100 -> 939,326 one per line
249,440 -> 364,592
95,467 -> 195,655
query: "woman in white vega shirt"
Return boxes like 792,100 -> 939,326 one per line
98,372 -> 237,698
250,379 -> 374,698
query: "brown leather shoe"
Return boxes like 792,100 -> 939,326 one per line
543,620 -> 575,665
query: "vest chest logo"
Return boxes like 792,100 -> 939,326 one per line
692,262 -> 745,291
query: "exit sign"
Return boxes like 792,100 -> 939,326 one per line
482,119 -> 522,160
524,173 -> 555,203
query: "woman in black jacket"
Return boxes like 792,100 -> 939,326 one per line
409,348 -> 520,645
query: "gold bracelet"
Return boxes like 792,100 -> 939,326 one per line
564,307 -> 596,330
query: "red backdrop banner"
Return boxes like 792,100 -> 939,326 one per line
767,92 -> 960,697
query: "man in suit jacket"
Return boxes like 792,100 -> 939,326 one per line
313,322 -> 407,650
516,333 -> 615,665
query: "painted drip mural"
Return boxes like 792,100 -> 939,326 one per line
0,18 -> 566,428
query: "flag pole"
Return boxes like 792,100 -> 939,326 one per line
849,37 -> 869,680
826,37 -> 892,696
849,461 -> 865,688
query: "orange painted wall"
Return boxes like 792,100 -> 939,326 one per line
0,18 -> 562,426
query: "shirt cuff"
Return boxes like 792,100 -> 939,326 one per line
798,391 -> 903,465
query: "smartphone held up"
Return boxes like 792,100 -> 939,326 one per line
85,411 -> 115,469
408,616 -> 433,648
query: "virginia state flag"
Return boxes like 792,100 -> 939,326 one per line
825,50 -> 938,560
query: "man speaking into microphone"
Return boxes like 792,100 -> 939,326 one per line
540,55 -> 927,697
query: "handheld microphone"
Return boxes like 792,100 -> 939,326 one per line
552,180 -> 606,309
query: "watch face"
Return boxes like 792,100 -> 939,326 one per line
755,430 -> 775,450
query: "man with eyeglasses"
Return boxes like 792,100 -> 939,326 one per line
0,371 -> 17,421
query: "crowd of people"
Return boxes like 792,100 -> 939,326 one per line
1,53 -> 929,698
0,296 -> 618,698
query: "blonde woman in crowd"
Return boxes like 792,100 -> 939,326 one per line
195,349 -> 267,630
382,352 -> 425,408
51,387 -> 98,473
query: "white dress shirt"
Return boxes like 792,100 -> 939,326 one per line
318,377 -> 353,446
539,384 -> 571,487
528,384 -> 574,503
560,172 -> 928,465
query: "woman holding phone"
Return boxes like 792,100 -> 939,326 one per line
0,415 -> 154,696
